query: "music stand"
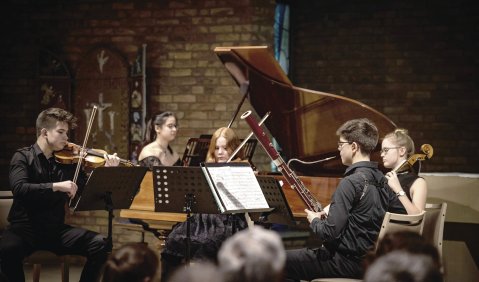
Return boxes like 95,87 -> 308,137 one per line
71,166 -> 148,252
181,138 -> 212,167
250,176 -> 295,226
181,138 -> 258,167
152,165 -> 276,262
152,166 -> 219,262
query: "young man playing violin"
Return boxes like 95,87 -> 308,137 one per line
0,108 -> 120,282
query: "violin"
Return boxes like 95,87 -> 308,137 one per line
394,144 -> 434,173
55,142 -> 134,168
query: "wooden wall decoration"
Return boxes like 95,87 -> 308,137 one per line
38,49 -> 72,111
74,47 -> 129,159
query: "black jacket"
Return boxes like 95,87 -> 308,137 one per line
310,161 -> 395,260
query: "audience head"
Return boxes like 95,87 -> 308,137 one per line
206,127 -> 244,163
102,243 -> 159,282
144,111 -> 178,144
364,231 -> 441,272
382,128 -> 415,169
36,107 -> 77,137
167,262 -> 223,282
218,226 -> 286,282
364,251 -> 443,282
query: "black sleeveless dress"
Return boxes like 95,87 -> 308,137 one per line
138,155 -> 181,169
388,172 -> 422,214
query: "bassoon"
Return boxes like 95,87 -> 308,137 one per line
241,110 -> 322,212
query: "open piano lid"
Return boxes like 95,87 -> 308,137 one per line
215,46 -> 396,176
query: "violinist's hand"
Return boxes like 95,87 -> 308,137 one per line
305,209 -> 327,223
104,153 -> 120,167
385,171 -> 402,193
53,180 -> 78,198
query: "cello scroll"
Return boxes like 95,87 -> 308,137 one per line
394,144 -> 434,173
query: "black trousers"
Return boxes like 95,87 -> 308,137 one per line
0,224 -> 108,282
283,247 -> 361,281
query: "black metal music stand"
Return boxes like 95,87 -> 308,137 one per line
250,175 -> 295,226
71,166 -> 148,252
180,138 -> 212,167
152,165 -> 276,262
152,166 -> 219,263
181,138 -> 258,167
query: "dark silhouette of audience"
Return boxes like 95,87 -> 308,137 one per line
102,242 -> 159,282
217,226 -> 285,282
363,231 -> 441,272
362,231 -> 443,282
364,251 -> 443,282
167,261 -> 223,282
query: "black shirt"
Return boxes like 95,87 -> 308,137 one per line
8,143 -> 87,229
310,161 -> 396,260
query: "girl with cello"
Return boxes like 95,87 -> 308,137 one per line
382,128 -> 428,214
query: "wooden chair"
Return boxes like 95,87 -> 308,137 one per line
0,191 -> 13,232
423,203 -> 447,258
0,190 -> 71,282
377,211 -> 426,246
24,251 -> 71,282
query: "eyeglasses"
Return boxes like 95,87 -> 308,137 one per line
380,147 -> 400,154
337,141 -> 352,150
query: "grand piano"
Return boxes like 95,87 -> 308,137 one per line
120,46 -> 396,233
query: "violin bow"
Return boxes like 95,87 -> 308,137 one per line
70,105 -> 98,209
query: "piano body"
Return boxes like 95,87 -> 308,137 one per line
120,46 -> 396,233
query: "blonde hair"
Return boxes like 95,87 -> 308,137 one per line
206,127 -> 244,163
383,128 -> 415,157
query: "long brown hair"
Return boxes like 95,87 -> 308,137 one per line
206,127 -> 244,163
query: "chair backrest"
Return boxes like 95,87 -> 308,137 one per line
376,211 -> 426,250
0,190 -> 13,232
423,202 -> 447,258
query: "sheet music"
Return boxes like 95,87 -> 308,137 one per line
202,164 -> 270,213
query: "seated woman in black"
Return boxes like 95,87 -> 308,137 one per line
381,128 -> 427,215
161,127 -> 248,281
138,112 -> 181,168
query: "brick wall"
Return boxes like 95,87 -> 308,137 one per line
0,0 -> 275,249
289,0 -> 478,173
1,0 -> 478,251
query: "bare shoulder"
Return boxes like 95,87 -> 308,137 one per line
138,143 -> 155,160
411,177 -> 427,191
